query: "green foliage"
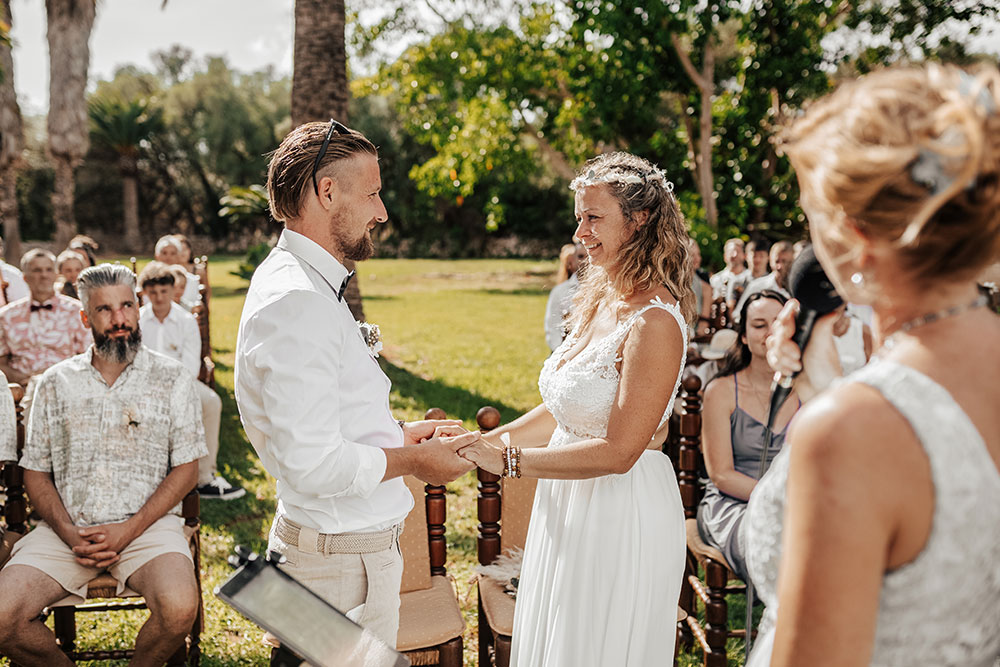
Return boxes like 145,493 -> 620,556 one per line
228,240 -> 273,283
88,96 -> 164,164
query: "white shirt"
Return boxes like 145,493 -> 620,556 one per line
182,271 -> 202,306
139,302 -> 201,378
0,262 -> 29,306
544,273 -> 579,351
734,272 -> 791,322
235,229 -> 412,534
710,266 -> 750,300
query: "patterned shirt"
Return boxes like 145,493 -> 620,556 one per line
0,295 -> 92,377
19,346 -> 207,526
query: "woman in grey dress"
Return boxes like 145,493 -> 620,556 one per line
697,290 -> 797,581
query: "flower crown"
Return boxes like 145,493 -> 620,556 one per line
570,166 -> 675,194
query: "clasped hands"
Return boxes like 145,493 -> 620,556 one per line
402,419 -> 506,484
66,520 -> 137,569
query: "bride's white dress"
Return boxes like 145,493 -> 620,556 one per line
509,298 -> 687,666
745,360 -> 1000,666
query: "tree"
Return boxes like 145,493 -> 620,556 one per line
45,0 -> 96,248
0,0 -> 23,260
293,0 -> 366,321
88,96 -> 164,251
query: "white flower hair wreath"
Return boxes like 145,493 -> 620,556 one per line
570,167 -> 675,194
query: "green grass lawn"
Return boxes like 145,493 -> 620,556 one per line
3,256 -> 749,666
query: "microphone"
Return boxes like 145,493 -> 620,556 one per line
766,245 -> 844,429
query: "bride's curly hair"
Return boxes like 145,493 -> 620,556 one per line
568,152 -> 696,334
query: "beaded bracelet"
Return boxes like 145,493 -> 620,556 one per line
501,444 -> 522,479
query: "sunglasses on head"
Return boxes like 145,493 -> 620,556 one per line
311,119 -> 351,196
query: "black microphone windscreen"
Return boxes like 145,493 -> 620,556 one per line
787,245 -> 843,315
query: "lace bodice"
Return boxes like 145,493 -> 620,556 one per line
745,360 -> 1000,666
538,298 -> 687,445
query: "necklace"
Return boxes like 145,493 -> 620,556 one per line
881,293 -> 989,351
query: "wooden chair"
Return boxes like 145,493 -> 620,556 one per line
0,384 -> 204,665
395,408 -> 465,667
192,283 -> 215,388
675,375 -> 751,667
474,406 -> 537,667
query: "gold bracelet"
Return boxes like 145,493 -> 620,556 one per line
513,446 -> 522,479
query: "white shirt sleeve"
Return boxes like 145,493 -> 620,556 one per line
181,312 -> 202,378
2,266 -> 29,304
241,290 -> 387,500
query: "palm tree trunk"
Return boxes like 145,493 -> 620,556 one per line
0,0 -> 24,261
45,0 -> 95,248
121,165 -> 140,251
292,0 -> 365,321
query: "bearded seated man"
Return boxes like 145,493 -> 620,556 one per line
0,264 -> 207,667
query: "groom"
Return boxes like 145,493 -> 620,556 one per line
235,120 -> 477,652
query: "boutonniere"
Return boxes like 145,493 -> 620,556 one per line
358,322 -> 383,358
122,405 -> 140,429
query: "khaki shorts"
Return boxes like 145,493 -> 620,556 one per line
3,514 -> 191,603
266,518 -> 404,648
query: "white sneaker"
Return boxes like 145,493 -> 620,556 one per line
197,475 -> 246,500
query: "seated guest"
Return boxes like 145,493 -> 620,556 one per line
710,238 -> 751,310
0,250 -> 90,388
733,240 -> 794,321
544,241 -> 586,351
138,262 -> 244,500
831,304 -> 873,376
745,238 -> 770,279
0,237 -> 29,306
66,234 -> 99,267
0,374 -> 16,464
55,250 -> 86,301
697,290 -> 798,582
165,264 -> 196,311
0,263 -> 206,665
154,236 -> 201,307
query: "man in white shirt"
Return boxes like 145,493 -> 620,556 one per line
709,238 -> 751,310
235,120 -> 478,649
734,240 -> 795,321
138,261 -> 244,501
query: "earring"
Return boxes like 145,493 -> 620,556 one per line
850,272 -> 864,287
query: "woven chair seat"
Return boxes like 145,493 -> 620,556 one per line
397,575 -> 465,652
685,518 -> 738,577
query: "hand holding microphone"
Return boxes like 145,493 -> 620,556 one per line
765,246 -> 844,426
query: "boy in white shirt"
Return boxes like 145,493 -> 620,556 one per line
138,262 -> 243,500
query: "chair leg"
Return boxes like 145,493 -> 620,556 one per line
494,634 -> 511,667
478,592 -> 492,667
704,558 -> 729,667
52,607 -> 76,655
437,636 -> 463,667
678,554 -> 695,650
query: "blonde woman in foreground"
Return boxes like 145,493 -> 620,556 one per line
745,63 -> 1000,666
459,152 -> 692,666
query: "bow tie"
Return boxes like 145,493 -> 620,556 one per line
30,303 -> 53,312
337,270 -> 355,302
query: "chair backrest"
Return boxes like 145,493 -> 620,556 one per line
400,475 -> 433,593
675,375 -> 704,520
498,478 -> 537,555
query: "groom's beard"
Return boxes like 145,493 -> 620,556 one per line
93,325 -> 142,364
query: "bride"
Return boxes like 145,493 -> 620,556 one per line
459,152 -> 692,666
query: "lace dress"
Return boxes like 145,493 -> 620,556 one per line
509,299 -> 688,666
745,360 -> 1000,667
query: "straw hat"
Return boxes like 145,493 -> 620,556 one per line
700,329 -> 738,360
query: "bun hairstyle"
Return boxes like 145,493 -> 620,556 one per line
782,64 -> 1000,286
568,152 -> 696,332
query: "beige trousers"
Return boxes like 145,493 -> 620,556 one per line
194,381 -> 222,485
266,518 -> 404,648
